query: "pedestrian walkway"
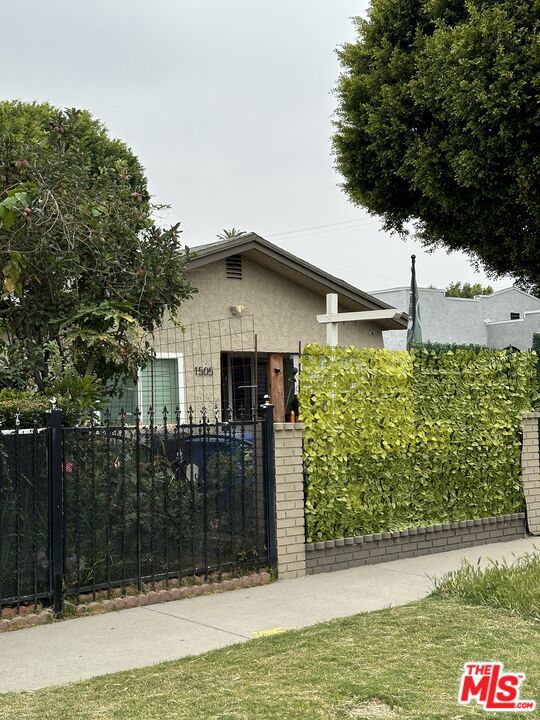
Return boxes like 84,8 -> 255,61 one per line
0,537 -> 537,693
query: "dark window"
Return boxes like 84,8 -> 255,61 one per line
220,352 -> 261,420
510,312 -> 520,320
225,255 -> 242,280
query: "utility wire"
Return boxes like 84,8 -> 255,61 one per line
266,216 -> 375,237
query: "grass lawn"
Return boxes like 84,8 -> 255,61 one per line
2,560 -> 540,720
432,552 -> 540,621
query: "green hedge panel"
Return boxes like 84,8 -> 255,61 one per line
299,345 -> 536,542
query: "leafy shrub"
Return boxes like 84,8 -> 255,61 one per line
300,345 -> 536,541
0,389 -> 52,427
0,344 -> 105,427
0,387 -> 102,428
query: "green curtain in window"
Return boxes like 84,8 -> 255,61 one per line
141,358 -> 180,419
105,358 -> 180,422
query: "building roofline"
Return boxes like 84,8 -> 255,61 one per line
371,286 -> 409,294
372,286 -> 444,294
187,232 -> 408,328
477,286 -> 540,302
375,284 -> 540,304
445,296 -> 480,303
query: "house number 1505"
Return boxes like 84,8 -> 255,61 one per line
194,366 -> 213,376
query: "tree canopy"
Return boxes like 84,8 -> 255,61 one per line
445,281 -> 494,298
0,101 -> 192,397
333,0 -> 540,287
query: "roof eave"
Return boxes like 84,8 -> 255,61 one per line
187,233 -> 405,323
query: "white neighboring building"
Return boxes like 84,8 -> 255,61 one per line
371,286 -> 540,351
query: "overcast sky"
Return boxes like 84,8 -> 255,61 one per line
4,1 -> 512,292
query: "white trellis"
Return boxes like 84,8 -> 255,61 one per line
317,293 -> 404,347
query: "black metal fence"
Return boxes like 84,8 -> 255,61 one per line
0,403 -> 276,616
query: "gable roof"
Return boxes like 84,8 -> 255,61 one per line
187,232 -> 408,330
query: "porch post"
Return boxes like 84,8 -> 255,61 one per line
326,293 -> 339,347
267,353 -> 285,422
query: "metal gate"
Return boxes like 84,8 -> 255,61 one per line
0,401 -> 276,616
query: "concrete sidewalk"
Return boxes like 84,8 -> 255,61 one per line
0,537 -> 537,693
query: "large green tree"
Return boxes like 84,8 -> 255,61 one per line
0,101 -> 192,394
333,0 -> 540,286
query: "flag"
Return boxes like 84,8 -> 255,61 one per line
406,254 -> 422,349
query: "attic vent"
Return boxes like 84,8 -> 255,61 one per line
226,254 -> 243,280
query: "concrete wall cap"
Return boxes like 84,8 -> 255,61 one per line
274,423 -> 305,432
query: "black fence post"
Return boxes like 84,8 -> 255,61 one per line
48,403 -> 64,616
135,408 -> 142,592
261,396 -> 277,566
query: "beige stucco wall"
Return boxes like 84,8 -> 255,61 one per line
150,255 -> 386,415
179,256 -> 384,352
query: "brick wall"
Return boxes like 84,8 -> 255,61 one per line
274,423 -> 307,579
305,514 -> 527,575
522,412 -> 540,535
271,416 -> 538,579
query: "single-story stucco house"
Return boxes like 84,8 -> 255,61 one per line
109,233 -> 407,421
